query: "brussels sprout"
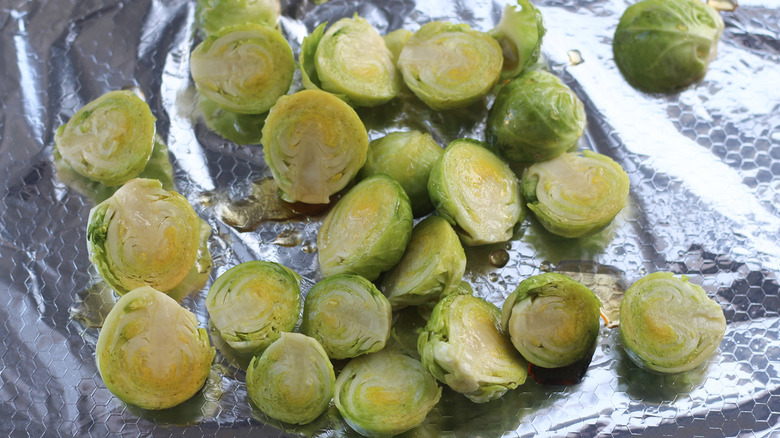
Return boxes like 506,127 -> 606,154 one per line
198,95 -> 265,145
418,293 -> 527,403
397,21 -> 503,110
301,274 -> 392,359
380,216 -> 467,310
334,349 -> 442,437
246,332 -> 334,425
96,286 -> 215,410
620,272 -> 726,374
521,150 -> 630,238
190,24 -> 294,114
195,0 -> 281,37
489,0 -> 546,79
206,261 -> 301,354
383,28 -> 412,64
427,139 -> 525,246
318,174 -> 413,281
613,0 -> 724,93
262,89 -> 369,204
87,178 -> 212,300
54,90 -> 155,186
358,130 -> 443,217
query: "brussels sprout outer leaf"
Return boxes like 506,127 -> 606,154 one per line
198,95 -> 266,145
195,0 -> 281,37
300,22 -> 328,91
383,28 -> 412,65
489,0 -> 546,79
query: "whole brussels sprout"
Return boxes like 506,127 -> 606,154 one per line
489,0 -> 546,79
613,0 -> 724,93
195,0 -> 281,37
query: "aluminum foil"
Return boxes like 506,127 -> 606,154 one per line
1,0 -> 779,436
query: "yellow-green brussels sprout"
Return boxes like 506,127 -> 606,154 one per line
620,272 -> 727,374
262,89 -> 369,204
195,0 -> 281,37
334,349 -> 441,437
54,90 -> 155,186
521,150 -> 630,238
96,286 -> 215,410
613,0 -> 724,93
87,178 -> 212,300
489,0 -> 546,79
190,24 -> 294,114
358,130 -> 443,217
427,139 -> 525,246
318,174 -> 413,281
206,261 -> 301,354
418,293 -> 527,403
397,21 -> 503,110
246,332 -> 334,425
380,216 -> 466,310
198,95 -> 265,145
501,273 -> 602,369
301,274 -> 392,359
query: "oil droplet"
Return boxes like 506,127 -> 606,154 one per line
208,178 -> 301,232
488,273 -> 500,282
273,229 -> 303,247
567,50 -> 584,66
489,250 -> 510,268
302,241 -> 317,253
707,0 -> 738,11
505,243 -> 512,250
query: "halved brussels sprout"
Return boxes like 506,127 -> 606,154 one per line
620,272 -> 727,374
301,274 -> 392,359
521,150 -> 630,238
489,0 -> 546,79
613,0 -> 724,93
486,69 -> 586,164
198,95 -> 265,145
334,349 -> 441,437
427,139 -> 525,246
54,90 -> 155,186
195,0 -> 281,37
206,261 -> 301,354
246,332 -> 334,425
318,174 -> 413,281
397,21 -> 503,110
418,293 -> 527,403
87,178 -> 212,300
380,216 -> 466,310
357,130 -> 443,217
190,24 -> 294,114
262,89 -> 369,204
96,286 -> 215,410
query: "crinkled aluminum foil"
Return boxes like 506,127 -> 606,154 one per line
1,0 -> 779,436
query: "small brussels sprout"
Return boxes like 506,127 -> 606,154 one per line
96,286 -> 215,410
198,95 -> 265,145
301,274 -> 392,359
380,216 -> 467,310
613,0 -> 724,93
620,272 -> 726,374
262,89 -> 369,204
489,0 -> 546,79
521,150 -> 630,238
195,0 -> 281,37
206,261 -> 301,354
486,69 -> 586,164
427,139 -> 525,246
397,21 -> 503,110
190,24 -> 294,114
246,332 -> 334,425
418,293 -> 527,403
54,90 -> 155,186
334,349 -> 441,437
358,130 -> 443,217
318,174 -> 413,281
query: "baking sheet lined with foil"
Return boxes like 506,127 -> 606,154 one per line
1,0 -> 779,436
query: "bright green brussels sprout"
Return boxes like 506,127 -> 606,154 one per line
489,0 -> 546,79
620,272 -> 726,374
198,95 -> 265,145
397,21 -> 503,110
301,274 -> 392,359
613,0 -> 724,93
380,216 -> 466,310
195,0 -> 281,37
246,332 -> 334,425
427,139 -> 525,246
383,28 -> 412,64
358,130 -> 443,217
206,261 -> 301,354
262,89 -> 369,204
501,273 -> 602,369
318,174 -> 413,281
486,69 -> 586,164
87,178 -> 212,300
190,24 -> 294,114
418,293 -> 527,403
334,349 -> 441,437
54,90 -> 155,186
96,286 -> 215,410
521,150 -> 630,238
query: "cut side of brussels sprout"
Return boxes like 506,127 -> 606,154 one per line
489,0 -> 546,79
196,0 -> 281,37
96,286 -> 215,410
620,272 -> 726,374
